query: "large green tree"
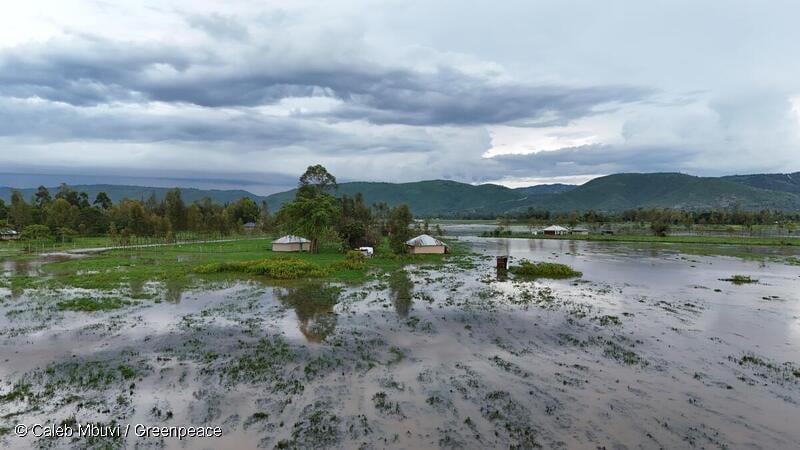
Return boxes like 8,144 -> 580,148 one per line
277,165 -> 341,253
388,204 -> 413,254
163,188 -> 187,231
277,192 -> 339,253
9,190 -> 32,229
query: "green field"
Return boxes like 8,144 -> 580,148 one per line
1,237 -> 469,294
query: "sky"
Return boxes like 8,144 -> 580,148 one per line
0,0 -> 799,194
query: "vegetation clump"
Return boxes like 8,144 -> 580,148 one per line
195,257 -> 330,279
719,275 -> 758,284
56,296 -> 129,312
331,250 -> 367,271
509,260 -> 581,279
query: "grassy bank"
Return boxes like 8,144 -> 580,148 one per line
1,237 -> 470,292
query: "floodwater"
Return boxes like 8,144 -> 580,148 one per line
0,238 -> 799,449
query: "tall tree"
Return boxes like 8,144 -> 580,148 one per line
94,192 -> 113,210
33,186 -> 52,209
9,190 -> 32,229
298,164 -> 337,197
227,197 -> 261,224
277,165 -> 341,253
277,193 -> 339,253
388,204 -> 413,254
163,188 -> 187,231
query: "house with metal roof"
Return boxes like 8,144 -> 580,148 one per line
0,229 -> 19,241
542,225 -> 569,236
272,235 -> 311,252
405,234 -> 448,254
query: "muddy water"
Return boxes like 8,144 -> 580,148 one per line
0,238 -> 799,449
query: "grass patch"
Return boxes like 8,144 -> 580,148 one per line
719,275 -> 758,285
195,257 -> 330,279
509,260 -> 581,279
56,296 -> 129,312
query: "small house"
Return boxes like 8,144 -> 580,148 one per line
542,225 -> 569,236
242,222 -> 258,232
0,229 -> 19,241
405,234 -> 448,254
571,227 -> 590,235
272,235 -> 311,252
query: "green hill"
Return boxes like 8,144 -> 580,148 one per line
0,184 -> 268,205
510,173 -> 800,213
3,172 -> 799,217
722,172 -> 800,195
264,180 -> 529,216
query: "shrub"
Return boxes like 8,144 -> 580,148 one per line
20,224 -> 52,241
509,260 -> 581,279
55,227 -> 78,243
331,250 -> 367,271
650,221 -> 670,237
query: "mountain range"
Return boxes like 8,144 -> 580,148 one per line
2,172 -> 799,216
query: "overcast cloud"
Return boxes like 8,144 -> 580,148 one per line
0,0 -> 799,193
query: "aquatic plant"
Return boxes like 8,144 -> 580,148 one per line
719,275 -> 758,284
56,296 -> 129,312
509,260 -> 581,279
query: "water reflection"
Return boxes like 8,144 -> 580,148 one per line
388,270 -> 414,317
277,283 -> 339,343
164,279 -> 186,303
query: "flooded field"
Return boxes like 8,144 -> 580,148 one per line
1,238 -> 799,449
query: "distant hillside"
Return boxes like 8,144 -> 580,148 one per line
265,180 -> 532,216
722,172 -> 800,195
514,183 -> 576,196
0,184 -> 268,205
3,172 -> 799,217
507,173 -> 800,213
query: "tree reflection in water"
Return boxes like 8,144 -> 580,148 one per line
277,283 -> 340,343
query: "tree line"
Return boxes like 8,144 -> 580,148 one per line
0,165 -> 418,253
478,206 -> 800,230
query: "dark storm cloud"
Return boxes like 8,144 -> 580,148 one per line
491,144 -> 700,178
0,33 -> 648,127
0,97 -> 325,144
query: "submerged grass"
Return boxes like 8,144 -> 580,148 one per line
509,260 -> 582,279
56,297 -> 130,312
720,275 -> 759,285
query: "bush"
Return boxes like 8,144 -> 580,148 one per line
509,260 -> 582,279
195,257 -> 329,279
55,227 -> 78,242
331,250 -> 367,271
20,224 -> 52,241
650,221 -> 670,237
